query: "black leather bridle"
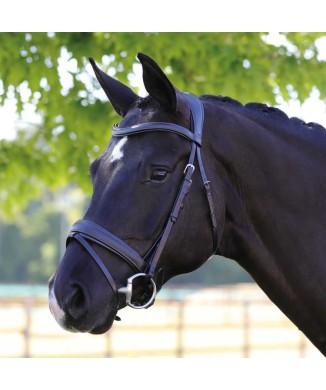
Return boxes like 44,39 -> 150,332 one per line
66,93 -> 217,311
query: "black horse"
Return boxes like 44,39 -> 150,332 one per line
49,53 -> 326,356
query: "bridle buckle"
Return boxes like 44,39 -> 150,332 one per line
184,163 -> 195,175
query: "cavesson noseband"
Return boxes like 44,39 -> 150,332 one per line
66,93 -> 217,311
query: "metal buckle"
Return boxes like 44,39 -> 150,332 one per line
183,164 -> 195,175
118,273 -> 157,309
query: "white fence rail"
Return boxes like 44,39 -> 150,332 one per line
0,286 -> 323,358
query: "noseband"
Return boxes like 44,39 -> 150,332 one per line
66,93 -> 217,310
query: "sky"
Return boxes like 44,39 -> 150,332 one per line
0,33 -> 325,141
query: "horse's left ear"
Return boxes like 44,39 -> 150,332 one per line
89,57 -> 139,117
138,53 -> 177,112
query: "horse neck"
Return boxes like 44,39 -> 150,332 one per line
203,102 -> 326,354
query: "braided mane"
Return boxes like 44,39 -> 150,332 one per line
200,94 -> 325,132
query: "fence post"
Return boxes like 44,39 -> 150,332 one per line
298,331 -> 307,357
176,300 -> 184,358
23,298 -> 32,358
242,299 -> 250,358
105,329 -> 113,358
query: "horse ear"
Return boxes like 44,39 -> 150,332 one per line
89,57 -> 139,117
137,53 -> 177,112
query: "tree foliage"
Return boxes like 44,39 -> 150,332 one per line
0,198 -> 62,282
0,192 -> 252,285
0,32 -> 325,218
0,190 -> 88,283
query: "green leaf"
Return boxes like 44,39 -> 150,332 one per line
0,32 -> 325,217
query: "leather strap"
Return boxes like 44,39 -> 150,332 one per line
183,93 -> 204,144
69,220 -> 145,272
71,233 -> 118,296
112,122 -> 202,145
196,147 -> 218,253
147,160 -> 196,277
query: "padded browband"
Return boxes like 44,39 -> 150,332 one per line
69,220 -> 145,272
111,93 -> 204,145
112,122 -> 201,145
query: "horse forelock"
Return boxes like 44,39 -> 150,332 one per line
136,95 -> 153,109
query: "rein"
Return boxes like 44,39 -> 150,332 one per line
66,93 -> 217,311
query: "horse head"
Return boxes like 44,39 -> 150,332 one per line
48,54 -> 219,334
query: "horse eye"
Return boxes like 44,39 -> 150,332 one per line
150,168 -> 168,183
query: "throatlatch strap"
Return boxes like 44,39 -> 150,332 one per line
196,148 -> 218,254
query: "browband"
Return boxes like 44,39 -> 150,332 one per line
111,93 -> 204,146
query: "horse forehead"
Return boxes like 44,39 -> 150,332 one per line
110,136 -> 128,162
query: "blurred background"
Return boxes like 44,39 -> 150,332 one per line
0,32 -> 325,358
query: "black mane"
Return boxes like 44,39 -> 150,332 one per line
135,93 -> 325,136
200,94 -> 326,132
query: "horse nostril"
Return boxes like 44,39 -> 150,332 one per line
65,284 -> 89,320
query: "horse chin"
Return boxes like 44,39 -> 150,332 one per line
89,322 -> 113,334
57,312 -> 117,334
89,313 -> 117,334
